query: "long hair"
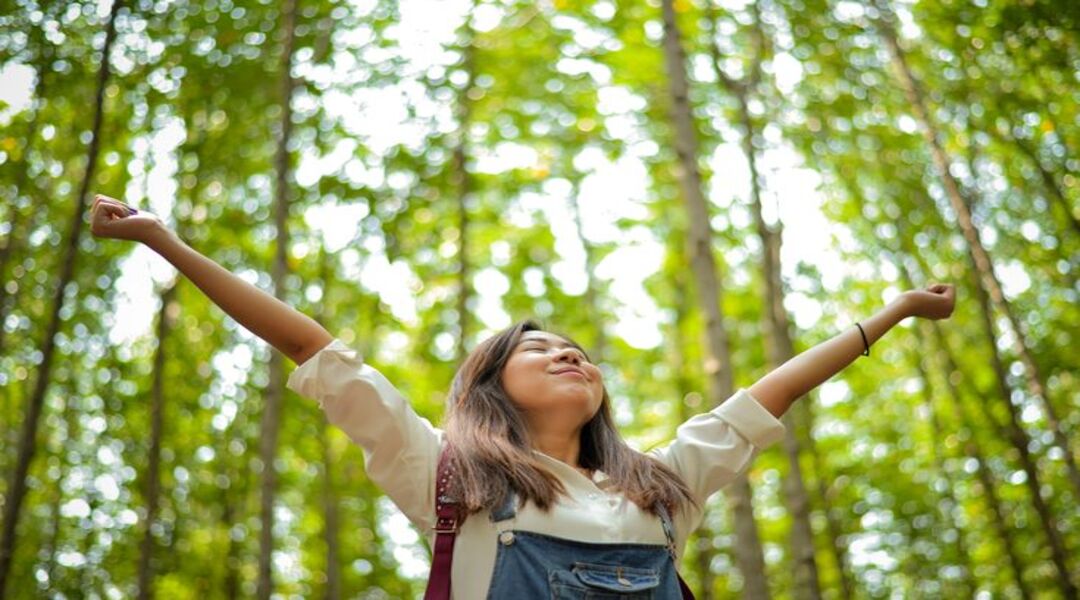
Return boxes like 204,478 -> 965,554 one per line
443,320 -> 696,517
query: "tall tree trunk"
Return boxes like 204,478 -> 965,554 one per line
802,399 -> 855,600
222,485 -> 240,600
256,1 -> 299,597
895,265 -> 1001,597
904,317 -> 978,597
661,1 -> 771,597
873,1 -> 1080,506
319,418 -> 341,600
669,262 -> 720,593
311,247 -> 341,600
453,8 -> 476,362
0,2 -> 123,595
706,3 -> 824,594
136,283 -> 176,600
893,219 -> 1053,598
925,318 -> 1032,599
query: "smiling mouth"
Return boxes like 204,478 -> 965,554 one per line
551,368 -> 586,379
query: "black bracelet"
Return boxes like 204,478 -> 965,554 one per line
855,322 -> 870,357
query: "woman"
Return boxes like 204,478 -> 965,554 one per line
89,194 -> 956,598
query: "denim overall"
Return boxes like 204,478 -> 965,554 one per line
484,491 -> 691,599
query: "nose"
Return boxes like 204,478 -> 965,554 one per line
553,347 -> 582,364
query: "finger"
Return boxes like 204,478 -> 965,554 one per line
93,194 -> 119,208
94,194 -> 133,213
95,202 -> 130,223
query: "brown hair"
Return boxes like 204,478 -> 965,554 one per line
443,320 -> 696,516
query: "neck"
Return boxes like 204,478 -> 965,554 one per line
529,426 -> 583,469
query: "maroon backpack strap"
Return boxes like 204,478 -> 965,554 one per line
423,445 -> 463,600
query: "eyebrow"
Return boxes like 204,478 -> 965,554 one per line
516,336 -> 576,349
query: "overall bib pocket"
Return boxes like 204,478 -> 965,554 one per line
549,562 -> 660,598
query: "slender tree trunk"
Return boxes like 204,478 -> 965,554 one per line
926,318 -> 1032,599
873,2 -> 1080,507
669,264 -> 720,593
661,1 -> 771,597
136,283 -> 176,600
802,399 -> 855,600
0,2 -> 123,595
310,247 -> 341,600
319,419 -> 341,600
745,103 -> 821,600
256,1 -> 299,597
893,219 -> 1057,598
709,5 -> 824,589
906,326 -> 978,597
453,7 -> 476,362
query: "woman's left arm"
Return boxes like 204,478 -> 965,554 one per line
749,283 -> 956,418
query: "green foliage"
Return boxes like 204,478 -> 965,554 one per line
0,0 -> 1076,597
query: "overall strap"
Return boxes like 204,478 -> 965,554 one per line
490,490 -> 518,523
424,445 -> 463,600
655,502 -> 696,600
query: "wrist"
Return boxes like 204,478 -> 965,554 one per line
143,221 -> 179,250
890,292 -> 914,320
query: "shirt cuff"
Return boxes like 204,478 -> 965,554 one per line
285,338 -> 359,397
711,388 -> 786,449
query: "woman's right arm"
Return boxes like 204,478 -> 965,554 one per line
91,194 -> 333,364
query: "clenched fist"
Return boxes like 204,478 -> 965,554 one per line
89,194 -> 164,244
899,283 -> 956,320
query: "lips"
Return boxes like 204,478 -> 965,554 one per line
551,366 -> 587,379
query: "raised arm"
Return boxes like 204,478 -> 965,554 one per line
90,194 -> 333,364
749,284 -> 956,418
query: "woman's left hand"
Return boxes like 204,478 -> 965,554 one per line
900,283 -> 956,320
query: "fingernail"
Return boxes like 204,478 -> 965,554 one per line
128,208 -> 138,215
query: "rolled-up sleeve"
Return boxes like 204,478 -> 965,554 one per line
286,339 -> 441,529
651,388 -> 785,507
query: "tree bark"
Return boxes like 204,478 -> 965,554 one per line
907,323 -> 978,598
925,318 -> 1032,599
705,3 -> 824,594
136,283 -> 176,600
453,6 -> 477,362
256,1 -> 299,597
661,1 -> 771,597
311,246 -> 341,600
894,215 -> 1063,598
802,400 -> 855,600
0,2 -> 123,595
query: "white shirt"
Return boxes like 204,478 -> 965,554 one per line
286,339 -> 786,599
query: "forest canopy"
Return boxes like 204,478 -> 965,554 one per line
0,0 -> 1077,598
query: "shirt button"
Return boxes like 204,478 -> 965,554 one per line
499,531 -> 515,545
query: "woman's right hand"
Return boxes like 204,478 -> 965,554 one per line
90,194 -> 166,244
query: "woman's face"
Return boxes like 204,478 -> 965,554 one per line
501,330 -> 605,433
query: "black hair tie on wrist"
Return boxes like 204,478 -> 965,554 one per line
855,322 -> 870,357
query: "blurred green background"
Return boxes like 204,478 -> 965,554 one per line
0,0 -> 1077,598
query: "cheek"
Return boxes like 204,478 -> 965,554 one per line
500,361 -> 539,404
